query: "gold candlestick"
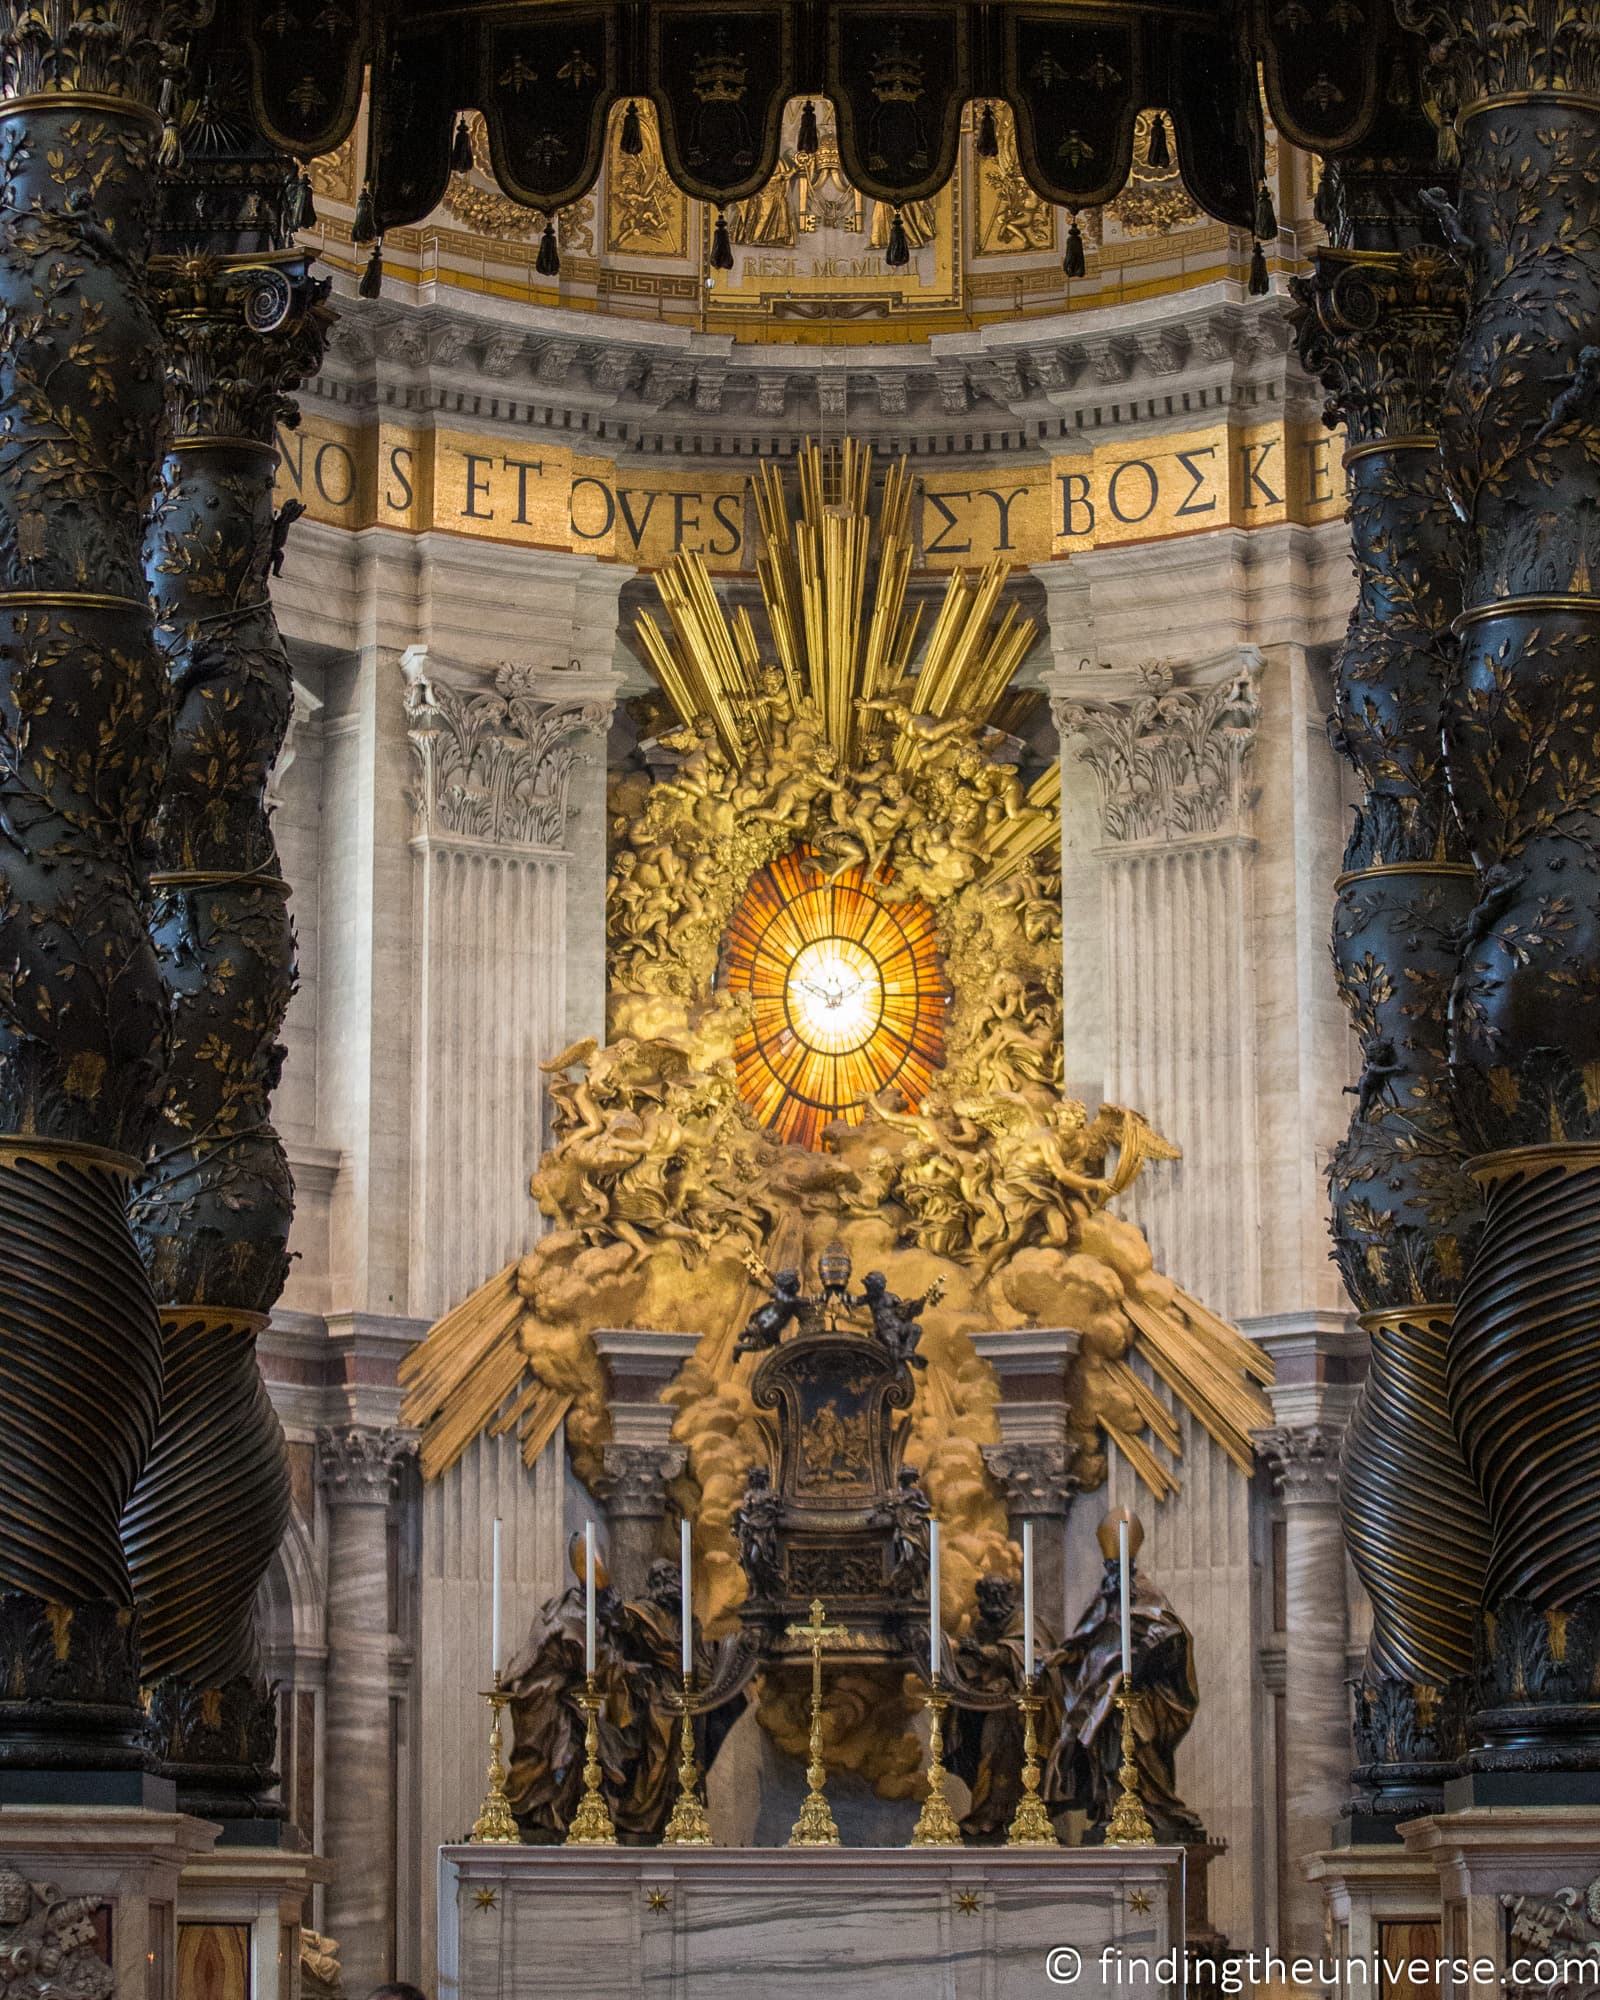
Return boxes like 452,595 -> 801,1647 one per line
786,1597 -> 844,1847
1104,1676 -> 1155,1847
565,1673 -> 618,1846
662,1678 -> 713,1846
468,1678 -> 520,1845
909,1676 -> 962,1846
1005,1676 -> 1059,1847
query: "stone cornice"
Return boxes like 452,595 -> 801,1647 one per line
306,276 -> 1317,463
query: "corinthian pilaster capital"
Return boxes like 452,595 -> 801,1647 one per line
1255,1424 -> 1343,1503
1292,246 -> 1469,449
403,650 -> 612,852
317,1425 -> 415,1505
594,1443 -> 687,1520
982,1442 -> 1080,1517
1053,658 -> 1261,845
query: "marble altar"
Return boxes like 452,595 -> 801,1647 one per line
438,1845 -> 1184,2000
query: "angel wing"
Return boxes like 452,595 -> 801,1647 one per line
1086,1102 -> 1182,1198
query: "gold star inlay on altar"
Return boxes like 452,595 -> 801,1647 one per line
722,845 -> 949,1151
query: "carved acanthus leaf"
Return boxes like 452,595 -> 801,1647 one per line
1054,662 -> 1260,844
404,655 -> 609,850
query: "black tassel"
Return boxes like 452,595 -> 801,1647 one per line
451,117 -> 473,174
621,99 -> 643,155
1064,215 -> 1085,279
1387,51 -> 1412,108
359,241 -> 383,298
885,204 -> 910,268
353,181 -> 376,244
537,219 -> 561,277
797,99 -> 819,156
1249,238 -> 1269,295
287,170 -> 315,232
1147,112 -> 1171,171
1254,180 -> 1277,240
711,207 -> 734,270
977,102 -> 999,159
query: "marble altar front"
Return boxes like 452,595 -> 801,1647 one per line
438,1845 -> 1184,2000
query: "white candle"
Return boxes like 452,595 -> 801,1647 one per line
680,1517 -> 693,1679
490,1516 -> 503,1683
585,1520 -> 597,1675
1022,1520 -> 1035,1679
1118,1517 -> 1132,1685
928,1518 -> 941,1681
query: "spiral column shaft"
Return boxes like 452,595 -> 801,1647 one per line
1292,111 -> 1492,1820
1383,0 -> 1600,1773
121,57 -> 331,1814
0,3 -> 206,1774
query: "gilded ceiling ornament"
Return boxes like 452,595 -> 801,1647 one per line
1107,114 -> 1200,237
975,106 -> 1055,254
609,103 -> 687,255
309,131 -> 357,204
441,113 -> 538,240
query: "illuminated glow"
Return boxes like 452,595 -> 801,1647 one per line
722,846 -> 949,1149
785,937 -> 883,1054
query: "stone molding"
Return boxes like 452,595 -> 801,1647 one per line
1053,657 -> 1262,845
402,647 -> 612,852
310,280 -> 1312,457
1254,1424 -> 1343,1503
316,1425 -> 415,1504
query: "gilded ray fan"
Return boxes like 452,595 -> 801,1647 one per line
636,440 -> 1040,769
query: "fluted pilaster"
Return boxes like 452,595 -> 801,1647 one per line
320,1426 -> 412,1993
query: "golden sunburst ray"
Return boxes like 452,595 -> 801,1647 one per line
639,441 -> 1039,767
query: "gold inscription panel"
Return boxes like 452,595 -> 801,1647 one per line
275,408 -> 1343,572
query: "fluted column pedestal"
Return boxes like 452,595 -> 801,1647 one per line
1258,1424 -> 1351,1955
319,1427 -> 411,1993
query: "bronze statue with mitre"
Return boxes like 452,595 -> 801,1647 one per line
1044,1510 -> 1206,1844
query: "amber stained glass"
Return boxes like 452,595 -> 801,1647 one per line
722,846 -> 949,1150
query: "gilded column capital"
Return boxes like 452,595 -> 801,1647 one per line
1396,0 -> 1600,109
403,651 -> 613,853
1291,246 -> 1469,450
981,1442 -> 1080,1517
1255,1424 -> 1343,1503
316,1426 -> 415,1506
594,1442 -> 688,1520
0,1 -> 207,102
1053,659 -> 1260,846
150,253 -> 332,444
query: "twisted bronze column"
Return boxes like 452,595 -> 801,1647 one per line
0,1 -> 205,1780
1397,0 -> 1600,1774
122,53 -> 330,1817
1293,119 -> 1492,1822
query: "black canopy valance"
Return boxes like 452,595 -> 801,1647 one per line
239,0 -> 1404,240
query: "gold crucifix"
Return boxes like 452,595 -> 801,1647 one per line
786,1597 -> 845,1847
